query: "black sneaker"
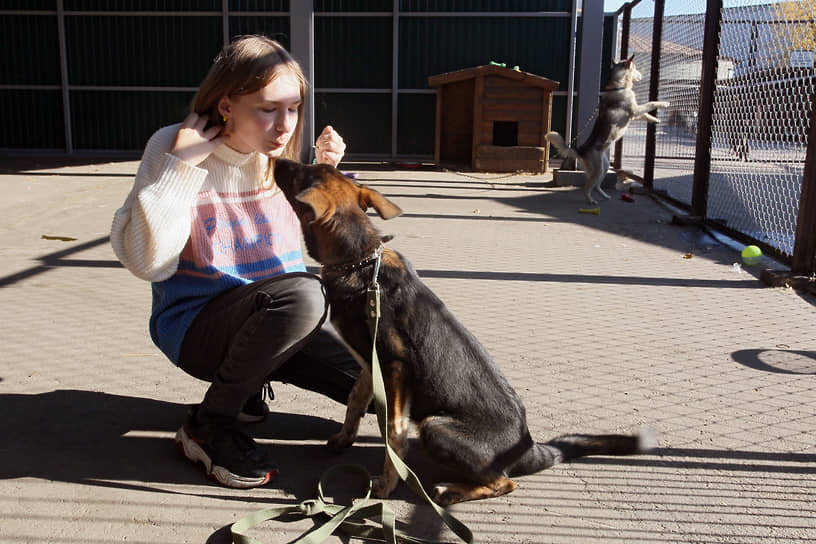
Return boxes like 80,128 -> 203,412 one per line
175,408 -> 278,488
238,382 -> 274,423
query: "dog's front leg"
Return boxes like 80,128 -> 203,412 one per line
327,367 -> 373,452
635,101 -> 670,122
637,112 -> 660,123
372,360 -> 411,499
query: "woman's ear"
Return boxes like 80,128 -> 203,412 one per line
217,96 -> 233,118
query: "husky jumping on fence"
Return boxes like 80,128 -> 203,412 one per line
546,56 -> 670,204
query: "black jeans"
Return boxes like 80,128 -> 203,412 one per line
178,272 -> 360,419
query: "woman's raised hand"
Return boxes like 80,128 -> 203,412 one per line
170,113 -> 226,166
314,125 -> 346,167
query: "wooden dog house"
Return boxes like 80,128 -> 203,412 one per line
428,65 -> 559,172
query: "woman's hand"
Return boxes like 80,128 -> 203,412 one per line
170,113 -> 226,166
314,125 -> 346,167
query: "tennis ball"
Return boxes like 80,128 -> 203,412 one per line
741,245 -> 762,266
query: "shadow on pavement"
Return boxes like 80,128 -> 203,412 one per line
576,447 -> 816,473
732,348 -> 816,375
0,388 -> 450,501
0,236 -> 122,288
0,389 -> 474,543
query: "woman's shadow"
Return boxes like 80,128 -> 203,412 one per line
0,388 -> 450,508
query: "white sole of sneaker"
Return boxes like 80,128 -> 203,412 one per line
174,427 -> 276,489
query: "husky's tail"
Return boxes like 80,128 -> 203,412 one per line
509,428 -> 656,476
545,131 -> 580,161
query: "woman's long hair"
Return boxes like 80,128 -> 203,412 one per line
191,35 -> 307,166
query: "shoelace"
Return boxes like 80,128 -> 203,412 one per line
261,381 -> 275,402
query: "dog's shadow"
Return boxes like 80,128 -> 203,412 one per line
0,389 -> 450,506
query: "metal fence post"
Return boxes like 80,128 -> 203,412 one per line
613,3 -> 632,170
643,0 -> 664,189
690,0 -> 723,219
564,0 -> 579,147
791,88 -> 816,276
290,3 -> 314,163
56,0 -> 73,153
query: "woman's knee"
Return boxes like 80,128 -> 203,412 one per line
255,273 -> 327,330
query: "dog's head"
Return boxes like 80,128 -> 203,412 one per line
274,159 -> 402,265
607,54 -> 642,89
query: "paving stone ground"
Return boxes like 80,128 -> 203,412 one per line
1,157 -> 814,543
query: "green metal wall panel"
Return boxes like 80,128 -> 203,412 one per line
397,93 -> 435,155
230,0 -> 288,10
400,1 -> 571,11
550,94 -> 568,136
70,90 -> 193,149
229,16 -> 290,48
2,90 -> 64,149
315,92 -> 391,155
398,17 -> 571,89
315,16 -> 392,88
64,1 -> 220,10
4,0 -> 54,8
2,15 -> 60,85
66,16 -> 221,86
1,5 -> 603,157
316,0 -> 391,11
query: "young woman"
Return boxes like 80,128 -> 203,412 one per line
111,35 -> 360,489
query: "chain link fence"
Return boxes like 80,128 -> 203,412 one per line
707,2 -> 814,256
615,0 -> 815,271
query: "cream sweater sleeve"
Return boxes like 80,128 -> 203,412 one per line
110,124 -> 208,282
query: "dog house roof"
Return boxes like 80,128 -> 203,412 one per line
428,64 -> 559,90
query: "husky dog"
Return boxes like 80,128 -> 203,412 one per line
546,56 -> 669,204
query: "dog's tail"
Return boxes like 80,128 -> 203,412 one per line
544,131 -> 580,161
509,427 -> 656,476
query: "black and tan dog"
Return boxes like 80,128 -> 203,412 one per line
274,159 -> 654,506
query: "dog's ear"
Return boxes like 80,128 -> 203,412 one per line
296,187 -> 335,224
358,187 -> 402,220
627,53 -> 635,64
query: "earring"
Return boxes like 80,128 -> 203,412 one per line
222,114 -> 227,123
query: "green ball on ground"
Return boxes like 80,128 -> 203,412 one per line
741,245 -> 762,266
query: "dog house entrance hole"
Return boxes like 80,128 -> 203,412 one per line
492,121 -> 518,146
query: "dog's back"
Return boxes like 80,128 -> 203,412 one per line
555,58 -> 642,158
328,247 -> 528,430
577,87 -> 640,155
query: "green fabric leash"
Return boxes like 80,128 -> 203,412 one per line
231,252 -> 474,544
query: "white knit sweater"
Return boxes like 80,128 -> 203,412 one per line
110,123 -> 306,363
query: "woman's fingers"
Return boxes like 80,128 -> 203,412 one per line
194,114 -> 208,133
171,113 -> 225,166
181,112 -> 199,129
315,125 -> 346,166
203,124 -> 223,141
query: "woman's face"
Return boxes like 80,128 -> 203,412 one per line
220,69 -> 301,157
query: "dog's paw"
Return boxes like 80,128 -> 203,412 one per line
656,101 -> 670,108
431,483 -> 462,507
326,431 -> 355,453
371,474 -> 397,499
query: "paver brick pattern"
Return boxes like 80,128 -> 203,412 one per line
0,160 -> 814,543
